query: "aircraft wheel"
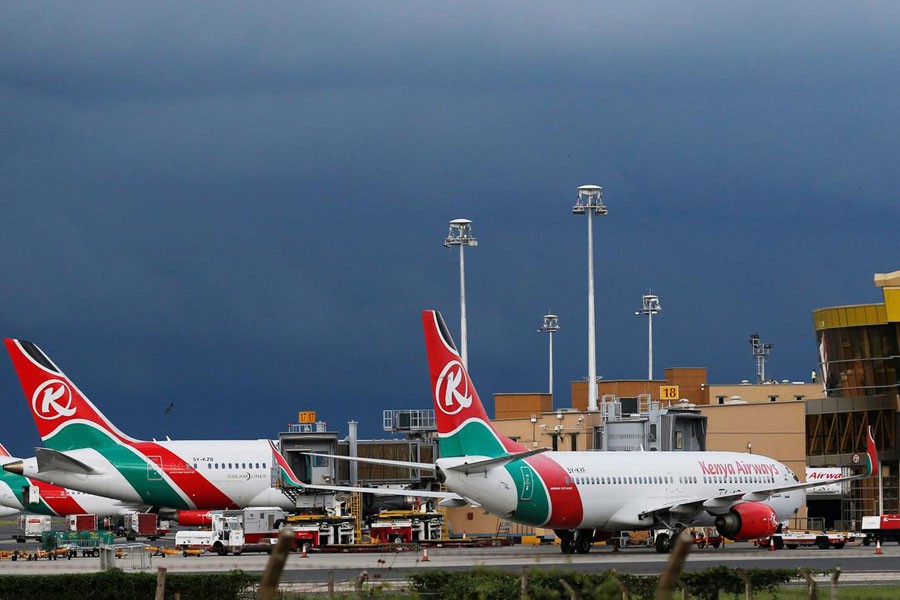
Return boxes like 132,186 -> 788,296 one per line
655,532 -> 671,554
557,530 -> 575,554
574,532 -> 592,554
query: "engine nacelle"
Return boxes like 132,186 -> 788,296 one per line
175,510 -> 213,527
714,502 -> 778,540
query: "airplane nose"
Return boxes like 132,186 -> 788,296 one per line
2,460 -> 24,475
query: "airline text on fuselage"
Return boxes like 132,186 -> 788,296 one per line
698,461 -> 780,476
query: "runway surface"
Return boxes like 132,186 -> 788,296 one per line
3,531 -> 900,589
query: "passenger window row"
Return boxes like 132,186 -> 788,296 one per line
190,462 -> 268,470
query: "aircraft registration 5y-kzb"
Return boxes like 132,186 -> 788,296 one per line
0,441 -> 145,517
315,310 -> 878,554
1,339 -> 299,515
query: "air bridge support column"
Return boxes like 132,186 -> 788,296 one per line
349,420 -> 358,486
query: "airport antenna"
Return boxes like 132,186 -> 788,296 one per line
635,293 -> 661,380
538,314 -> 560,397
444,218 -> 477,368
749,333 -> 774,384
572,184 -> 606,412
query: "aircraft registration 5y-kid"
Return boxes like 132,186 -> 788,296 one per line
314,310 -> 878,554
1,339 -> 300,515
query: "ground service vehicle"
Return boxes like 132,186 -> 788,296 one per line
284,513 -> 355,547
861,515 -> 900,545
759,530 -> 849,550
175,513 -> 246,555
124,512 -> 166,541
68,513 -> 97,532
368,510 -> 443,544
42,530 -> 115,557
16,514 -> 51,542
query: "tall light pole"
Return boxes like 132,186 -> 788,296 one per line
572,185 -> 606,412
635,294 -> 661,380
749,333 -> 774,384
538,314 -> 560,397
444,218 -> 478,368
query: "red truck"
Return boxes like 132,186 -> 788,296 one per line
861,515 -> 900,545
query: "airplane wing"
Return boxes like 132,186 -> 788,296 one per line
639,427 -> 878,521
302,452 -> 435,471
295,481 -> 464,501
304,448 -> 549,475
446,448 -> 550,474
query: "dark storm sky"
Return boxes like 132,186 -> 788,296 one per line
1,2 -> 899,451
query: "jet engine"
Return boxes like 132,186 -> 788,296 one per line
714,502 -> 778,540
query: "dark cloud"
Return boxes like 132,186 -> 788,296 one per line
0,2 -> 899,450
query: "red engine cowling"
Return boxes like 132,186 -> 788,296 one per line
714,502 -> 778,540
176,510 -> 213,527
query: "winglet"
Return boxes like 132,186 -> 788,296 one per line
0,442 -> 9,458
865,425 -> 878,477
269,440 -> 303,487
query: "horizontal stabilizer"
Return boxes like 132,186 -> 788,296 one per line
446,448 -> 549,475
35,447 -> 95,475
302,452 -> 435,471
438,497 -> 472,508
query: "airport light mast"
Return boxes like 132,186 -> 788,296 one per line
635,294 -> 661,380
538,314 -> 560,397
444,218 -> 478,368
572,185 -> 606,412
749,333 -> 774,384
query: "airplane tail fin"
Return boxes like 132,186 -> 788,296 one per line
422,310 -> 524,458
4,339 -> 135,451
269,440 -> 304,487
865,425 -> 878,478
0,442 -> 9,458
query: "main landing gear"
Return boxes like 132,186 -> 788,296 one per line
555,529 -> 594,554
654,528 -> 688,554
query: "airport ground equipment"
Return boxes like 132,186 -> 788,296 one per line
41,529 -> 115,557
15,514 -> 51,542
284,512 -> 355,547
175,512 -> 247,556
758,529 -> 860,550
862,514 -> 900,545
368,509 -> 443,544
123,511 -> 167,541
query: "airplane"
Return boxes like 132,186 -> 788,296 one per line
309,310 -> 878,554
0,441 -> 145,517
1,338 -> 302,516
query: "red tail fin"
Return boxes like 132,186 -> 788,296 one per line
0,442 -> 9,457
865,426 -> 878,477
4,339 -> 135,449
422,310 -> 494,435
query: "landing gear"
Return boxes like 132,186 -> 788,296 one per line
574,529 -> 593,554
654,532 -> 671,554
556,530 -> 576,554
